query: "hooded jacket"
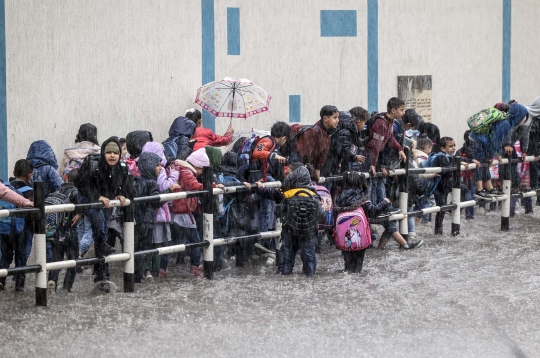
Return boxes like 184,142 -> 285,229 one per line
140,141 -> 178,223
192,126 -> 233,151
27,140 -> 63,197
134,152 -> 163,229
367,114 -> 403,167
59,141 -> 101,177
470,103 -> 529,158
126,130 -> 153,159
74,137 -> 130,203
167,116 -> 196,160
334,187 -> 388,218
293,120 -> 334,170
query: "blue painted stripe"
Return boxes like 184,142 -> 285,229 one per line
0,0 -> 7,181
227,8 -> 240,55
502,0 -> 511,102
289,95 -> 301,123
367,0 -> 378,112
201,0 -> 215,131
320,10 -> 357,37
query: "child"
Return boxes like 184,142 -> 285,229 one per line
257,163 -> 324,277
140,141 -> 179,278
188,108 -> 234,151
0,161 -> 33,291
334,172 -> 392,272
456,130 -> 476,220
58,123 -> 100,180
74,137 -> 129,292
470,102 -> 529,201
169,148 -> 224,277
133,152 -> 164,282
26,140 -> 63,197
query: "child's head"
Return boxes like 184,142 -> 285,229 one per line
386,97 -> 406,119
320,105 -> 339,130
270,121 -> 291,147
13,159 -> 33,183
343,171 -> 367,191
67,168 -> 79,183
440,136 -> 456,155
349,107 -> 369,131
119,138 -> 127,157
417,134 -> 433,154
403,109 -> 420,130
185,108 -> 203,127
463,129 -> 471,147
187,148 -> 210,175
138,151 -> 162,179
286,162 -> 317,182
103,140 -> 121,167
76,123 -> 98,145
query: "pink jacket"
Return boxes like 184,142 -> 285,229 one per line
0,183 -> 32,207
58,141 -> 101,176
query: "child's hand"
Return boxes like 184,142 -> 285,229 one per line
462,162 -> 469,170
216,184 -> 225,190
23,201 -> 34,208
383,198 -> 390,203
99,196 -> 110,208
115,195 -> 126,206
275,155 -> 287,164
472,159 -> 481,167
504,146 -> 513,155
243,182 -> 252,189
356,155 -> 366,163
72,213 -> 82,226
170,183 -> 180,191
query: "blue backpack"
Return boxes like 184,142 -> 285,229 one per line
419,152 -> 446,197
0,183 -> 26,235
162,135 -> 192,160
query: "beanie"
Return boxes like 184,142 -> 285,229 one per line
187,148 -> 210,168
104,141 -> 120,155
204,146 -> 222,169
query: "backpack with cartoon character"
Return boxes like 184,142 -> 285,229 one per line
333,207 -> 371,251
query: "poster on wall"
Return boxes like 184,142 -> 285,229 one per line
397,75 -> 432,122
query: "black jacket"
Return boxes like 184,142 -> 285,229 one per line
334,188 -> 388,219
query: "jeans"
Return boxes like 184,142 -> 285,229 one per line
281,230 -> 316,277
465,183 -> 475,219
371,177 -> 386,204
135,227 -> 153,282
0,231 -> 27,289
48,238 -> 79,291
171,224 -> 201,267
77,215 -> 93,255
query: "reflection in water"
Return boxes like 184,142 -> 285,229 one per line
1,208 -> 539,357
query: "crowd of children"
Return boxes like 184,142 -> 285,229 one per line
0,96 -> 539,292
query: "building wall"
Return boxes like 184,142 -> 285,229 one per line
1,0 -> 539,179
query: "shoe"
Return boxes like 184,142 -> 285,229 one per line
265,253 -> 276,266
158,269 -> 167,279
99,282 -> 110,293
190,265 -> 204,278
254,243 -> 275,255
401,240 -> 424,250
95,243 -> 116,257
474,189 -> 493,201
47,280 -> 56,293
488,188 -> 504,197
145,272 -> 153,281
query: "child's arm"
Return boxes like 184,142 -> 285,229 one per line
157,167 -> 179,192
362,199 -> 389,219
0,183 -> 33,207
257,186 -> 284,204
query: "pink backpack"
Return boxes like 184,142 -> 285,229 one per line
314,184 -> 333,229
333,208 -> 371,251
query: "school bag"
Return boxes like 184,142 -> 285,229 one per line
217,174 -> 242,219
162,135 -> 192,160
418,152 -> 447,197
44,186 -> 77,240
282,189 -> 320,236
467,108 -> 508,135
333,207 -> 372,251
314,184 -> 333,229
237,133 -> 275,181
0,183 -> 26,235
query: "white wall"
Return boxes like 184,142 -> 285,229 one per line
3,0 -> 539,173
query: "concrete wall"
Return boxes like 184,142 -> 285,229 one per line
1,0 -> 539,179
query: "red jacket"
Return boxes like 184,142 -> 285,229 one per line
293,121 -> 331,170
192,127 -> 232,151
252,136 -> 276,180
367,114 -> 402,167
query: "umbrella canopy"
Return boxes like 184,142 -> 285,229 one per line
195,77 -> 271,121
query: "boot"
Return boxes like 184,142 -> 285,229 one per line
95,242 -> 116,257
98,281 -> 110,293
15,274 -> 25,292
189,265 -> 204,278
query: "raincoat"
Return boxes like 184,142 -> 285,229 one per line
192,127 -> 232,151
26,140 -> 63,197
167,116 -> 196,160
134,152 -> 162,230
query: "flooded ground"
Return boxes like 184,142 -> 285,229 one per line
1,206 -> 540,357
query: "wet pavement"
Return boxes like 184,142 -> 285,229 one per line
1,206 -> 539,357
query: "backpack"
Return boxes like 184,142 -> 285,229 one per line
217,174 -> 242,219
314,184 -> 333,229
419,152 -> 447,197
467,108 -> 508,135
44,188 -> 76,240
333,207 -> 371,251
63,158 -> 85,179
285,124 -> 323,164
237,133 -> 275,181
366,111 -> 384,135
162,135 -> 193,160
0,183 -> 25,235
282,189 -> 320,236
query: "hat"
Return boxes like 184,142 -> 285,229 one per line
187,148 -> 210,168
104,141 -> 120,155
526,96 -> 540,119
204,146 -> 222,169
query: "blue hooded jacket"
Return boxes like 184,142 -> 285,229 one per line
26,140 -> 63,196
470,103 -> 529,158
167,116 -> 196,160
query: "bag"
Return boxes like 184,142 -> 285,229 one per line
283,189 -> 320,236
366,111 -> 384,135
314,184 -> 333,229
333,207 -> 371,251
63,158 -> 84,179
44,190 -> 74,239
285,124 -> 323,164
419,152 -> 447,197
467,108 -> 508,134
217,174 -> 242,218
238,133 -> 275,181
0,183 -> 25,235
224,198 -> 254,232
170,187 -> 198,214
163,136 -> 193,160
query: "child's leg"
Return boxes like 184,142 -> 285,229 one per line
343,251 -> 353,272
281,231 -> 295,275
77,215 -> 93,256
187,227 -> 201,267
434,191 -> 447,235
353,249 -> 366,273
14,231 -> 27,290
300,236 -> 316,277
62,239 -> 79,292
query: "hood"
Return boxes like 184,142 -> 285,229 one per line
334,188 -> 370,213
126,130 -> 153,159
508,103 -> 529,127
282,166 -> 313,192
168,116 -> 196,139
141,141 -> 166,167
138,151 -> 161,180
171,159 -> 197,175
527,96 -> 540,119
27,140 -> 59,169
100,137 -> 122,168
76,123 -> 98,145
205,146 -> 222,170
220,151 -> 238,176
338,111 -> 359,134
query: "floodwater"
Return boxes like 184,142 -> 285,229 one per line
1,206 -> 540,358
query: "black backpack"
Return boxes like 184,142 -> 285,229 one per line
283,189 -> 320,236
44,186 -> 77,241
